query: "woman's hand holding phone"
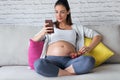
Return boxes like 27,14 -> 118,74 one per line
45,20 -> 54,34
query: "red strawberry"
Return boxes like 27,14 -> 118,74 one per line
70,53 -> 78,59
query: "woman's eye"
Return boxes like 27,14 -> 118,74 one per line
55,11 -> 58,13
55,11 -> 66,14
61,11 -> 65,13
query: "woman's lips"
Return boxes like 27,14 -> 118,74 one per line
58,17 -> 62,19
58,18 -> 62,20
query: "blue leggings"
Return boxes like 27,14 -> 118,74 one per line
34,55 -> 95,77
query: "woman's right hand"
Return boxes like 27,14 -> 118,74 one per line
40,23 -> 54,35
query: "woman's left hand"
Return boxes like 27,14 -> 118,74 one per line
70,46 -> 91,58
78,46 -> 91,56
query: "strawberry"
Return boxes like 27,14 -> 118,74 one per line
70,53 -> 78,59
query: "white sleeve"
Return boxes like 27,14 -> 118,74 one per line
83,27 -> 100,38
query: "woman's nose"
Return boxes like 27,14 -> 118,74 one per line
57,13 -> 61,17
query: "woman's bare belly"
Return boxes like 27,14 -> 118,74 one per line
46,40 -> 76,56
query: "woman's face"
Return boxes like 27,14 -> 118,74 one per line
55,5 -> 69,23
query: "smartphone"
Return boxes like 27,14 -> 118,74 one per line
45,20 -> 54,33
45,20 -> 53,27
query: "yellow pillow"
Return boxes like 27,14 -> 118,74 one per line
84,38 -> 114,67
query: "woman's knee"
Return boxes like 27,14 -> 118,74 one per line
73,56 -> 95,74
34,59 -> 59,77
34,59 -> 47,74
85,56 -> 95,67
79,55 -> 95,66
81,56 -> 95,70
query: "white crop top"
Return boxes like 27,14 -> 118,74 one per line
49,26 -> 77,46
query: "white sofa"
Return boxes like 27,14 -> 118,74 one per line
0,25 -> 120,80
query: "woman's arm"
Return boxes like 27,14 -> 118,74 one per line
32,30 -> 46,42
88,35 -> 102,51
78,35 -> 102,55
32,23 -> 53,42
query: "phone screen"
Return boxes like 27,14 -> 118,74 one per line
45,20 -> 53,27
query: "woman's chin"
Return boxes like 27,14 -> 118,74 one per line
57,19 -> 63,22
57,19 -> 63,23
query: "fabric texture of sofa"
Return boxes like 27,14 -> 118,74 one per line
0,25 -> 120,80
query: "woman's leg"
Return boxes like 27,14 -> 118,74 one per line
58,69 -> 74,76
34,58 -> 59,77
34,58 -> 72,77
65,56 -> 95,74
65,65 -> 76,74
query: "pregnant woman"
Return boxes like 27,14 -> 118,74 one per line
32,0 -> 102,77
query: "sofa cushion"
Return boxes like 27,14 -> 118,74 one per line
0,64 -> 120,80
86,25 -> 120,63
0,25 -> 41,66
28,39 -> 44,69
84,38 -> 114,67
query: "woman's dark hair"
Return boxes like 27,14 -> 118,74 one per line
54,0 -> 73,26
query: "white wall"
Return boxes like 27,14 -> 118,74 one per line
0,0 -> 120,27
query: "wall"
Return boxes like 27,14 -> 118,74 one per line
0,0 -> 120,27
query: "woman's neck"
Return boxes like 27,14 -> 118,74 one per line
59,22 -> 72,30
